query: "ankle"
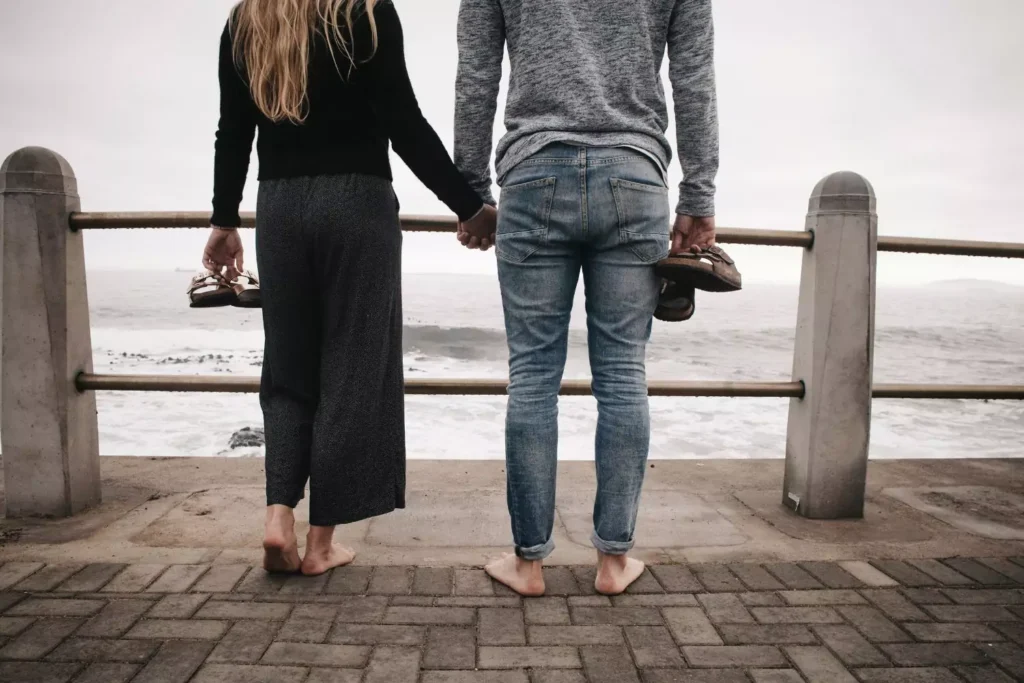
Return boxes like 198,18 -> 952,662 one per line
265,506 -> 296,540
597,552 -> 628,570
266,504 -> 294,523
305,525 -> 336,553
517,557 -> 543,574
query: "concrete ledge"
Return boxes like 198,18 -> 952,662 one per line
0,458 -> 1022,565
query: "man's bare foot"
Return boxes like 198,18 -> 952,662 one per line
263,505 -> 301,573
485,553 -> 545,597
594,553 -> 646,596
301,543 -> 355,576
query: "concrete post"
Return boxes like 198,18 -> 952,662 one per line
783,171 -> 877,519
0,147 -> 100,518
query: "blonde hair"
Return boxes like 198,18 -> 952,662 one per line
230,0 -> 379,124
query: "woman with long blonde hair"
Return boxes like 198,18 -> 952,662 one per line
203,0 -> 496,575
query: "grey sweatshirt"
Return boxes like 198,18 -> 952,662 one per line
454,0 -> 719,217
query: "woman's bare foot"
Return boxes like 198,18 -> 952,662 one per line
301,543 -> 355,576
485,553 -> 545,597
263,505 -> 301,574
301,524 -> 355,576
594,552 -> 646,596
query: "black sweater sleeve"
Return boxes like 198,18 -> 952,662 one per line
356,3 -> 485,222
211,22 -> 257,228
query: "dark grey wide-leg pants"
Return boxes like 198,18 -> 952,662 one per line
256,174 -> 406,527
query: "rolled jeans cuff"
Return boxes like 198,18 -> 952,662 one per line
516,539 -> 555,561
592,532 -> 634,556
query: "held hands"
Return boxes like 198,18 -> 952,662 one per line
203,226 -> 245,281
671,215 -> 716,254
457,204 -> 498,251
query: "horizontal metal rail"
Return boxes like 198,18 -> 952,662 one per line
70,212 -> 255,230
75,373 -> 1024,400
876,235 -> 1024,259
76,374 -> 803,398
871,384 -> 1024,400
69,211 -> 1024,257
68,212 -> 812,248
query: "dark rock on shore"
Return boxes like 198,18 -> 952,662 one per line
230,427 -> 265,449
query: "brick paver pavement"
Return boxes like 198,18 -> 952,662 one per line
0,558 -> 1022,682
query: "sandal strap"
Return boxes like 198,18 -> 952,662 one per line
684,245 -> 735,266
188,272 -> 229,295
235,270 -> 259,286
707,245 -> 735,265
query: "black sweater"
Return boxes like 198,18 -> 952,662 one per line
211,1 -> 484,227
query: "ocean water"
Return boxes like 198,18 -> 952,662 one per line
87,271 -> 1023,460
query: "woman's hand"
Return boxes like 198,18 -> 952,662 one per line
457,205 -> 498,251
203,226 -> 245,281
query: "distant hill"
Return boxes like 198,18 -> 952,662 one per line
929,279 -> 1022,291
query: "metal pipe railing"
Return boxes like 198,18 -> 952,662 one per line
75,373 -> 1024,400
876,235 -> 1024,259
68,212 -> 815,248
871,384 -> 1024,400
68,212 -> 1024,257
75,373 -> 806,398
8,151 -> 1022,521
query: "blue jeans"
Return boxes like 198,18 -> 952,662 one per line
497,143 -> 670,560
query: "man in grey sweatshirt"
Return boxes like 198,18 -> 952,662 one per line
454,0 -> 719,596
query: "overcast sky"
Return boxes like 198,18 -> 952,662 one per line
1,0 -> 1022,284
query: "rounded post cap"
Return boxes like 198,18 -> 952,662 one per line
1,146 -> 78,196
808,171 -> 875,214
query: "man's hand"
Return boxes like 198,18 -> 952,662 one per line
671,215 -> 716,254
203,227 -> 244,281
457,204 -> 498,251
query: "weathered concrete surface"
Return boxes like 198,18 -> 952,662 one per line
785,171 -> 878,520
1,556 -> 1023,683
0,458 -> 1021,566
0,147 -> 100,518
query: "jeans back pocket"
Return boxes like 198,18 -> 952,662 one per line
611,178 -> 671,264
497,177 -> 557,264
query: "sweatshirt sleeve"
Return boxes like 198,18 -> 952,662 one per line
453,0 -> 505,206
211,21 -> 257,228
358,2 -> 484,222
668,0 -> 719,217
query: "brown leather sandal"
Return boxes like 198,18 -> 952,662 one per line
655,245 -> 742,293
188,271 -> 236,308
655,280 -> 696,322
231,271 -> 261,308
